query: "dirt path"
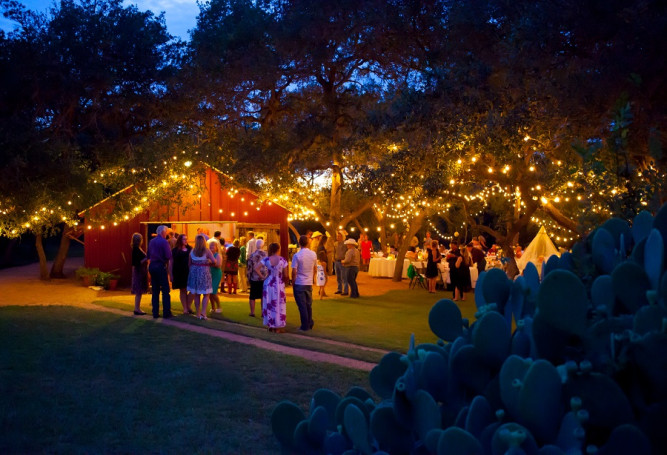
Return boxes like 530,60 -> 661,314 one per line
0,258 -> 398,371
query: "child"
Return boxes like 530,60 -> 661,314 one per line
316,251 -> 328,299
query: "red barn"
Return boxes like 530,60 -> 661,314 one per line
81,166 -> 291,285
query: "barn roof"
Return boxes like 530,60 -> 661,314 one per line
78,163 -> 290,217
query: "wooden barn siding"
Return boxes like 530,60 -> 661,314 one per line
85,169 -> 290,285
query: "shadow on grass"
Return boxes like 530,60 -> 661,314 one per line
0,306 -> 369,454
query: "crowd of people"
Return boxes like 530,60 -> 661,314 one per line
130,225 -> 504,331
131,226 -> 264,321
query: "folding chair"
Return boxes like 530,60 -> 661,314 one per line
407,264 -> 427,289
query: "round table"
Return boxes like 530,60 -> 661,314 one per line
368,257 -> 411,278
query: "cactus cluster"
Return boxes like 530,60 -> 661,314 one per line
272,205 -> 667,454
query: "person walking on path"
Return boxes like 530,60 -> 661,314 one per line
187,234 -> 216,320
246,238 -> 267,317
257,243 -> 288,333
147,225 -> 173,319
341,238 -> 361,298
333,230 -> 348,295
292,235 -> 317,331
130,232 -> 148,315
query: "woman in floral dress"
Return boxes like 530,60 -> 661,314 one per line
255,242 -> 287,333
187,234 -> 215,320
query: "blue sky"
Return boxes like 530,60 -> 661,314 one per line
0,0 -> 199,40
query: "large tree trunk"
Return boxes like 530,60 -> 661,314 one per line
372,207 -> 387,254
49,226 -> 72,278
392,212 -> 426,281
288,222 -> 300,242
35,232 -> 49,281
330,161 -> 342,222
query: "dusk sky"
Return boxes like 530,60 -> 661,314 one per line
0,0 -> 199,40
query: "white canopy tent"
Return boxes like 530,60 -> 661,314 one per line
516,226 -> 560,273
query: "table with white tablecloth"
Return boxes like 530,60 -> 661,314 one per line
438,262 -> 479,288
368,257 -> 411,278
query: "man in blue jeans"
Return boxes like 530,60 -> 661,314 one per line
292,235 -> 318,331
147,225 -> 173,319
333,230 -> 348,295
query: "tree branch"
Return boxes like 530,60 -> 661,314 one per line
541,202 -> 580,233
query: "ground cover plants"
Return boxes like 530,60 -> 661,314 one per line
0,306 -> 369,454
271,205 -> 667,454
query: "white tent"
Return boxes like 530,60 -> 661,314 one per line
516,226 -> 560,272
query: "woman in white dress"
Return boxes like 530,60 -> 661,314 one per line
316,250 -> 328,299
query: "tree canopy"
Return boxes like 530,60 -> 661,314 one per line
1,0 -> 666,277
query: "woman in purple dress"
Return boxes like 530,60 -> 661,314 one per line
255,242 -> 287,333
130,233 -> 148,315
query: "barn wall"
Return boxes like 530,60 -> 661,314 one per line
84,168 -> 290,286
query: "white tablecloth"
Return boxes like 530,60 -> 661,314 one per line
369,258 -> 411,278
438,262 -> 479,288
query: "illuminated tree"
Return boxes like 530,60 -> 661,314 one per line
0,0 -> 176,278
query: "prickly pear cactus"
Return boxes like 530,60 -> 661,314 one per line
272,203 -> 667,455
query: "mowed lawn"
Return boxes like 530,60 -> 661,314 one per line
0,306 -> 369,454
93,286 -> 477,354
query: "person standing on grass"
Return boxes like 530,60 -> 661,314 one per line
425,239 -> 441,294
147,225 -> 173,319
187,234 -> 215,320
292,235 -> 318,331
246,238 -> 267,317
316,250 -> 328,299
245,231 -> 257,260
257,242 -> 288,333
446,241 -> 460,299
224,239 -> 241,294
342,238 -> 361,298
169,234 -> 194,314
333,230 -> 348,295
130,232 -> 148,315
208,241 -> 223,314
360,233 -> 372,272
237,236 -> 249,293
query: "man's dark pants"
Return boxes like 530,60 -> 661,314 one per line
293,284 -> 313,330
149,262 -> 172,318
346,266 -> 359,298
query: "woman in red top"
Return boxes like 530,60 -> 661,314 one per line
360,233 -> 373,272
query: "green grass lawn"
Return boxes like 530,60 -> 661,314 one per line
93,287 -> 477,354
0,306 -> 369,454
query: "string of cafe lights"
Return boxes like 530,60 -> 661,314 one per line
68,142 -> 663,238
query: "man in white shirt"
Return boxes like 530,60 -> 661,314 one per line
292,235 -> 318,331
245,231 -> 256,260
